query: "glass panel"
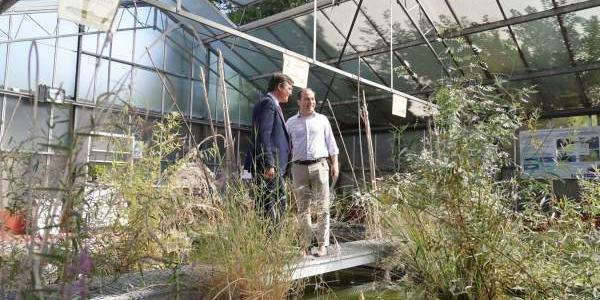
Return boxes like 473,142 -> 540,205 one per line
166,28 -> 192,76
225,39 -> 279,75
134,27 -> 165,68
211,41 -> 259,76
468,27 -> 526,74
321,0 -> 385,52
55,36 -> 77,97
580,70 -> 600,107
564,6 -> 600,64
12,13 -> 57,39
114,8 -> 135,30
537,74 -> 584,110
1,97 -> 50,150
59,18 -> 79,34
164,75 -> 190,115
132,6 -> 153,28
0,44 -> 6,87
240,97 -> 252,126
78,55 -> 109,103
82,31 -> 110,55
536,115 -> 595,129
557,0 -> 588,6
511,17 -> 570,70
269,19 -> 316,58
418,0 -> 459,28
131,68 -> 163,112
445,0 -> 504,26
315,11 -> 354,59
226,86 -> 241,125
445,37 -> 486,79
361,0 -> 420,45
192,80 -> 207,119
51,104 -> 72,147
498,0 -> 551,17
111,29 -> 134,62
340,57 -> 389,86
109,61 -> 132,105
397,44 -> 445,87
6,40 -> 55,92
0,16 -> 9,42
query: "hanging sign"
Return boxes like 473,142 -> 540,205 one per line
282,53 -> 310,88
392,94 -> 407,118
519,126 -> 600,179
58,0 -> 119,31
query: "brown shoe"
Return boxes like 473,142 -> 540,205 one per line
316,245 -> 328,257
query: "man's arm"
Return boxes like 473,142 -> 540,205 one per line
329,154 -> 339,179
257,100 -> 276,177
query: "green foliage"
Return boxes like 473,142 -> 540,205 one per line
191,181 -> 302,299
379,81 -> 600,299
209,0 -> 310,25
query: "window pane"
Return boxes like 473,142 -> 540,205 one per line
537,74 -> 584,110
55,36 -> 77,97
51,104 -> 72,147
134,27 -> 165,68
131,68 -> 163,112
498,0 -> 551,17
111,29 -> 134,62
165,29 -> 191,76
361,0 -> 420,46
78,55 -> 109,103
564,6 -> 600,64
397,44 -> 445,87
164,75 -> 190,115
12,13 -> 57,39
192,80 -> 207,119
511,17 -> 570,70
580,70 -> 600,106
446,0 -> 504,26
469,27 -> 526,74
6,40 -> 55,92
0,16 -> 9,42
0,44 -> 6,88
322,0 -> 385,52
419,0 -> 460,28
1,97 -> 50,151
269,19 -> 315,58
109,61 -> 132,105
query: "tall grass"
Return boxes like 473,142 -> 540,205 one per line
191,180 -> 303,300
378,81 -> 600,299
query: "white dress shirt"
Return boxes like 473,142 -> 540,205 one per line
286,112 -> 339,162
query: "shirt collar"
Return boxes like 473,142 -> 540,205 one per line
297,111 -> 316,118
267,92 -> 280,106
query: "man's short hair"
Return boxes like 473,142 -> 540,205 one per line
267,73 -> 293,92
297,88 -> 314,100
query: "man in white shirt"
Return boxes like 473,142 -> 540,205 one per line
286,88 -> 339,257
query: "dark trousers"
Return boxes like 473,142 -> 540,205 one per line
254,174 -> 287,224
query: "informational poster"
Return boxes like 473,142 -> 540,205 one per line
282,53 -> 310,88
519,126 -> 600,179
58,0 -> 119,31
392,94 -> 407,118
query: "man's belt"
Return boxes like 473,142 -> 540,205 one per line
294,157 -> 326,165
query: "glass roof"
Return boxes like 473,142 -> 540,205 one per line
33,0 -> 595,128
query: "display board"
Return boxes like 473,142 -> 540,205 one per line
58,0 -> 119,31
519,126 -> 600,179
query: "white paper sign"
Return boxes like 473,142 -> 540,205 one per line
392,94 -> 407,117
282,53 -> 310,88
58,0 -> 119,31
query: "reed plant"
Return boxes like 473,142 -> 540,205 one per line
378,81 -> 599,299
191,180 -> 304,300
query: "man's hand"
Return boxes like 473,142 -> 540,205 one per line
263,167 -> 276,179
329,162 -> 339,180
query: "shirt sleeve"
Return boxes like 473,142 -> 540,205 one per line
323,116 -> 339,156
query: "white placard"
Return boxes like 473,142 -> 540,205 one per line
392,94 -> 407,117
519,126 -> 600,179
58,0 -> 119,31
282,53 -> 310,88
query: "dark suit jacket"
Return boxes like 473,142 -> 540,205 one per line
244,94 -> 291,176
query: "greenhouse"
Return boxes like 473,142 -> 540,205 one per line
0,0 -> 599,299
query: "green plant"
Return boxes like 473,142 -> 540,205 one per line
191,180 -> 303,300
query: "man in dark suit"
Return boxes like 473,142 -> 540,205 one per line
244,73 -> 293,223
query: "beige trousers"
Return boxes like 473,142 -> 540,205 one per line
291,159 -> 330,248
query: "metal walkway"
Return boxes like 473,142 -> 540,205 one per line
291,239 -> 385,280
